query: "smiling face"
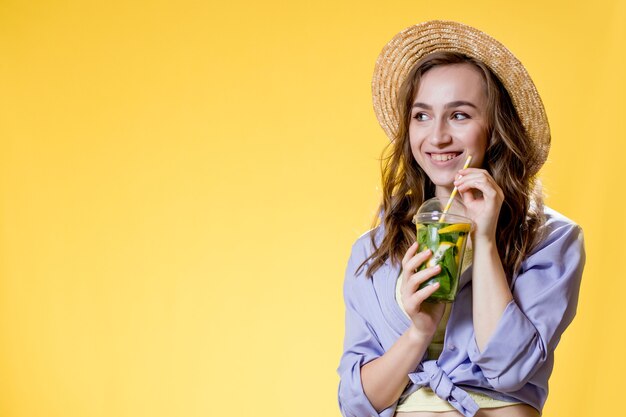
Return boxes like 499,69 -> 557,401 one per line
409,63 -> 489,196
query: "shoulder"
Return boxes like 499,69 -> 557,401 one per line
349,225 -> 385,263
542,206 -> 583,234
343,224 -> 389,296
521,206 -> 585,271
535,206 -> 584,249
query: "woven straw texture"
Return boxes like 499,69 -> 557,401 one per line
372,20 -> 550,175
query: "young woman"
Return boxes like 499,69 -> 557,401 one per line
337,21 -> 585,417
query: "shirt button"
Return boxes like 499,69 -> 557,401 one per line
448,344 -> 456,351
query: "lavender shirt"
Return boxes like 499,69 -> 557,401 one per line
337,207 -> 585,417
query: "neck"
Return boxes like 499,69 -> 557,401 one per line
435,185 -> 454,200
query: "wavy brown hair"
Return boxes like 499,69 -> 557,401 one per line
358,51 -> 546,280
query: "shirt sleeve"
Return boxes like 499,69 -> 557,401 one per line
336,242 -> 397,417
467,222 -> 585,392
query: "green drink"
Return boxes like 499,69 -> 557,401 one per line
413,198 -> 472,303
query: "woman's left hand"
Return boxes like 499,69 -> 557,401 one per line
453,168 -> 504,241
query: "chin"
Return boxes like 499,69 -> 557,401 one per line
428,175 -> 454,188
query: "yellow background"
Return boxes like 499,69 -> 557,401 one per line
1,1 -> 623,416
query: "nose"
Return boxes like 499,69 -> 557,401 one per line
429,118 -> 452,146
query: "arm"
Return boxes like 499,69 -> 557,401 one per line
360,325 -> 432,412
454,170 -> 585,392
336,243 -> 396,417
467,222 -> 585,392
454,168 -> 512,350
471,235 -> 513,351
337,240 -> 444,416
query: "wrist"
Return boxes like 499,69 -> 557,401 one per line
406,324 -> 434,346
472,231 -> 496,247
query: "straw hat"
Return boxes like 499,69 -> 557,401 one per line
372,20 -> 550,175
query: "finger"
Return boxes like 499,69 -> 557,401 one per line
454,170 -> 495,185
455,171 -> 499,189
453,171 -> 486,185
406,264 -> 441,292
411,281 -> 441,306
455,179 -> 487,195
403,248 -> 433,276
401,242 -> 419,267
457,167 -> 490,177
459,187 -> 476,204
454,174 -> 496,197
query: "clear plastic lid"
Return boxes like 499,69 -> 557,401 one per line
412,196 -> 473,225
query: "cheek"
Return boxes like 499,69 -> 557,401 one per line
409,139 -> 423,165
408,129 -> 423,154
467,128 -> 488,158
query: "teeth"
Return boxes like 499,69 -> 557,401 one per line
431,153 -> 458,161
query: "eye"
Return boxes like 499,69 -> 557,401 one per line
413,112 -> 429,121
452,112 -> 469,120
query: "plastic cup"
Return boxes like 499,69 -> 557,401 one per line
412,197 -> 473,303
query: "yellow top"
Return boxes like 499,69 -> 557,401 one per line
396,385 -> 522,412
394,248 -> 523,411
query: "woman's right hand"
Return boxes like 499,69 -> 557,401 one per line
400,242 -> 446,338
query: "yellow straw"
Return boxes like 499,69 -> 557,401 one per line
439,155 -> 472,223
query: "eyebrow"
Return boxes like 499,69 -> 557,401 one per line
412,100 -> 478,110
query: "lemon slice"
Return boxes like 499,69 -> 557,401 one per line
438,223 -> 471,234
426,241 -> 454,268
455,235 -> 466,264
